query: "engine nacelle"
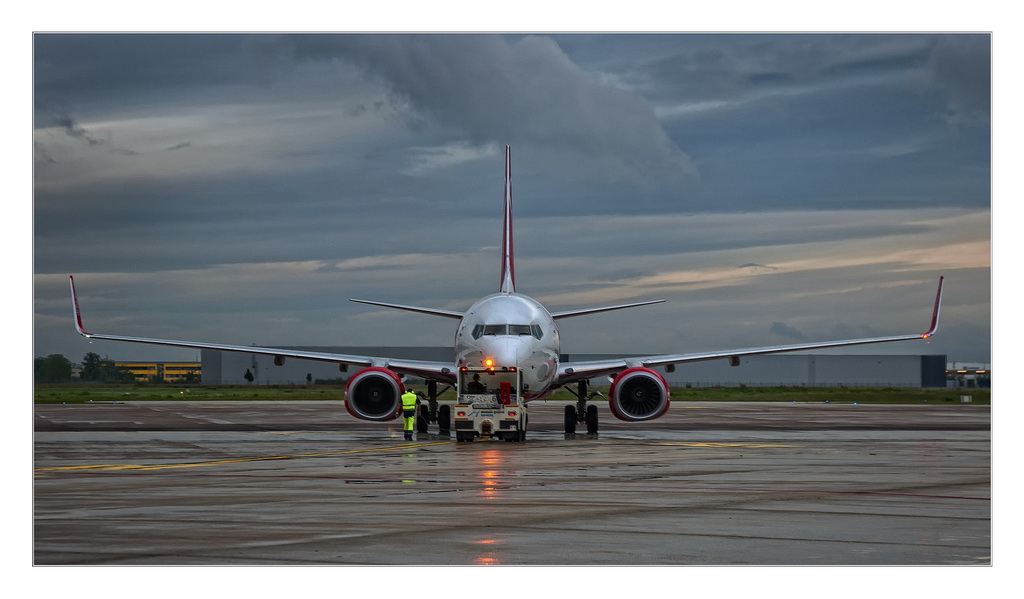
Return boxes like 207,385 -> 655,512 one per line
608,367 -> 671,422
344,367 -> 404,421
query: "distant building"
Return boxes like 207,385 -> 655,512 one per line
116,361 -> 201,383
200,348 -> 947,388
201,347 -> 449,385
660,354 -> 948,388
946,362 -> 991,388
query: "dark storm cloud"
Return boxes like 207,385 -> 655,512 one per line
770,322 -> 807,341
637,34 -> 991,214
33,34 -> 258,111
832,323 -> 879,339
51,114 -> 137,156
922,35 -> 991,127
557,34 -> 932,102
266,34 -> 696,183
54,115 -> 101,146
653,34 -> 983,114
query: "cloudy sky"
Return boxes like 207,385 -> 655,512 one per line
33,33 -> 991,365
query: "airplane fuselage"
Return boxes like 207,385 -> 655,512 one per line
454,292 -> 560,399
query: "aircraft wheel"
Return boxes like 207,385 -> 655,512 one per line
585,404 -> 599,434
564,405 -> 577,434
438,405 -> 451,433
416,406 -> 429,434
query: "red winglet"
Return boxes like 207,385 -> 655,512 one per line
69,276 -> 92,337
921,276 -> 944,338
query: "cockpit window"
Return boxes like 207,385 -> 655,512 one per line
471,323 -> 543,340
472,324 -> 506,339
508,324 -> 532,336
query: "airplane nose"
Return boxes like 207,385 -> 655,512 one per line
483,337 -> 527,368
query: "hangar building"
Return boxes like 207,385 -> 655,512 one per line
200,347 -> 947,388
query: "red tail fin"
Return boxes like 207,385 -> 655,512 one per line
500,145 -> 515,294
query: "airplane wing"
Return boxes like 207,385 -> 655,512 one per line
70,276 -> 457,384
557,276 -> 944,386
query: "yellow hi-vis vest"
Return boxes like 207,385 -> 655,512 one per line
401,390 -> 417,410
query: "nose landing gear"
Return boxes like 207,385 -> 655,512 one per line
564,379 -> 601,436
415,380 -> 452,437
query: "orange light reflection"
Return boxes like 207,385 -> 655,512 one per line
474,538 -> 500,565
479,449 -> 502,500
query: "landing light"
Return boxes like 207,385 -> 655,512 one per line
484,358 -> 494,368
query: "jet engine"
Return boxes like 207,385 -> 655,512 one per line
344,367 -> 403,421
608,367 -> 671,421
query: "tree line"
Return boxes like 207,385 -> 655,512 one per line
34,352 -> 135,383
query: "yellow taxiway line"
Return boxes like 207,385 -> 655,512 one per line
35,440 -> 455,473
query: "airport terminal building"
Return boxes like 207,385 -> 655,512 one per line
200,347 -> 949,388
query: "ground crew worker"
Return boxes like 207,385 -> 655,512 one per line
401,388 -> 418,440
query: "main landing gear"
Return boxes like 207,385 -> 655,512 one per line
415,380 -> 452,436
564,379 -> 601,435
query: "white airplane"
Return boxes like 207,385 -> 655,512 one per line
70,146 -> 944,435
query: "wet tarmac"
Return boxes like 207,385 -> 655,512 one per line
34,401 -> 990,565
